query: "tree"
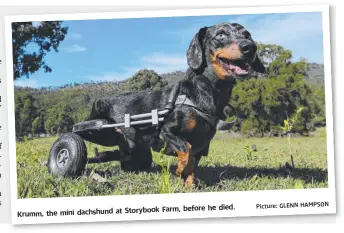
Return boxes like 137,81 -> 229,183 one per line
231,43 -> 323,136
44,103 -> 74,134
125,69 -> 168,91
14,93 -> 24,136
18,94 -> 38,135
32,116 -> 45,135
56,104 -> 75,133
12,21 -> 68,80
256,43 -> 287,65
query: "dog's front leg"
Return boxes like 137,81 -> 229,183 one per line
182,153 -> 196,187
175,142 -> 192,177
159,122 -> 195,187
184,145 -> 209,186
183,145 -> 210,186
175,143 -> 196,187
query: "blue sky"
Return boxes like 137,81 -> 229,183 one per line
14,11 -> 324,88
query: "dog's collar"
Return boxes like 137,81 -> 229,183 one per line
174,95 -> 219,129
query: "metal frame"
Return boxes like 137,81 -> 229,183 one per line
101,109 -> 170,129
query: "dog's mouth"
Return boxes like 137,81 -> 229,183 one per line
217,55 -> 250,76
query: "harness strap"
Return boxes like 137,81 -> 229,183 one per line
216,104 -> 238,130
174,95 -> 219,129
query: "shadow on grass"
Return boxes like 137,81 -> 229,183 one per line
194,165 -> 328,186
143,164 -> 328,187
87,161 -> 328,188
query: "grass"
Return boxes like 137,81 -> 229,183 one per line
16,127 -> 328,198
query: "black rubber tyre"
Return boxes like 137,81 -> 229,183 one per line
47,133 -> 88,177
120,145 -> 152,172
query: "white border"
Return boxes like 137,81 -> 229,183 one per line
4,5 -> 336,225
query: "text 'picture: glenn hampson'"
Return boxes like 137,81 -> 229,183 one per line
5,5 -> 336,225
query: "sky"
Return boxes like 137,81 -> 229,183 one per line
14,11 -> 324,88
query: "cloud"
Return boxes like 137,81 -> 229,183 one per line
62,44 -> 87,53
89,52 -> 188,82
14,79 -> 38,88
141,52 -> 186,66
88,72 -> 131,82
231,13 -> 323,44
88,13 -> 324,83
139,52 -> 187,74
68,32 -> 82,40
168,12 -> 323,62
232,12 -> 324,63
172,12 -> 322,45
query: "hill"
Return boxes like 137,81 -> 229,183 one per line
13,61 -> 326,138
305,62 -> 325,85
14,62 -> 325,94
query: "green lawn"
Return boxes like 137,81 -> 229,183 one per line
16,127 -> 328,198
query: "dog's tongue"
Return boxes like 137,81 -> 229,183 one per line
229,63 -> 248,75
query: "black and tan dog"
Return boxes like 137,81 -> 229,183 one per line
75,22 -> 266,186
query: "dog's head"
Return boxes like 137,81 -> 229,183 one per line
187,22 -> 266,82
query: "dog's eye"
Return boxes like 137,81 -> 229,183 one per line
216,31 -> 227,39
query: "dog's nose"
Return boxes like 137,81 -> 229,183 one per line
238,39 -> 257,57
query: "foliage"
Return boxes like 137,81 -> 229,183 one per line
16,129 -> 328,198
14,68 -> 169,137
32,116 -> 44,135
230,43 -> 326,136
281,107 -> 304,168
244,143 -> 254,161
125,69 -> 168,91
13,43 -> 326,138
151,144 -> 172,194
15,93 -> 37,136
12,21 -> 68,80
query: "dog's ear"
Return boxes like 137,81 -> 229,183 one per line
251,54 -> 266,73
187,27 -> 208,71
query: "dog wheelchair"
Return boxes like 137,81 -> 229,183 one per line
46,83 -> 237,177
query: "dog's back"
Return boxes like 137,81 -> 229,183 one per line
88,86 -> 173,122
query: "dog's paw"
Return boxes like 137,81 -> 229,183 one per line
184,173 -> 195,188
